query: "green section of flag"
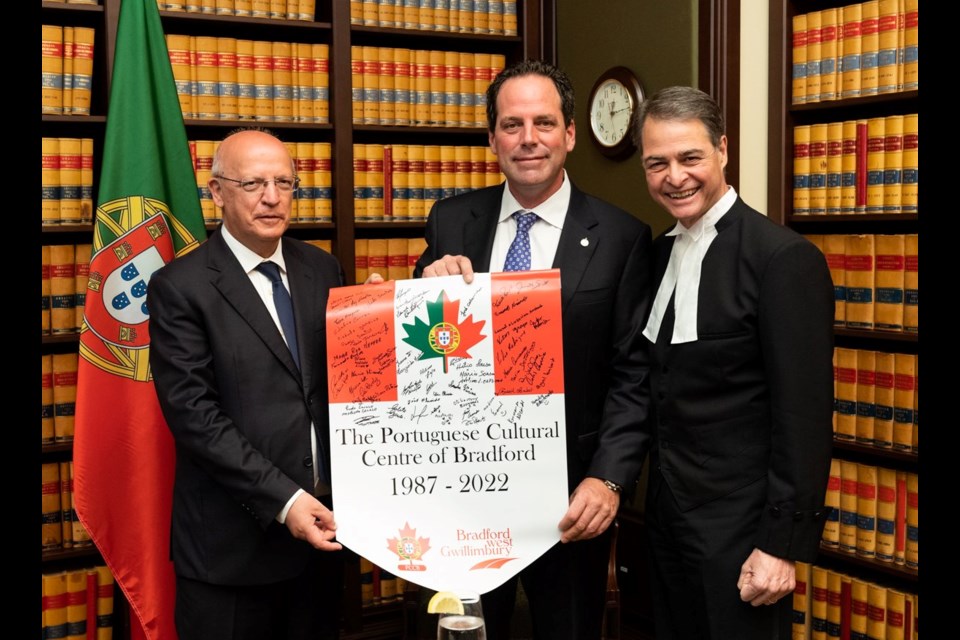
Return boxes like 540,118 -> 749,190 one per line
402,293 -> 445,362
96,0 -> 204,252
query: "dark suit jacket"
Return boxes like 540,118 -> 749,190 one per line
649,198 -> 834,561
148,228 -> 344,585
414,182 -> 653,492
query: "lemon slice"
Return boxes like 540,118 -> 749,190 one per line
427,591 -> 465,615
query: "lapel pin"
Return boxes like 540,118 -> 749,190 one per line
580,237 -> 589,247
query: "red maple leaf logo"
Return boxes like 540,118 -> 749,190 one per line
387,522 -> 432,567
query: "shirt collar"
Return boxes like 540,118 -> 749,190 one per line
497,169 -> 571,231
665,186 -> 738,241
220,224 -> 287,275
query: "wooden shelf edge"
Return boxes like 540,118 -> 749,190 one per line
819,544 -> 918,583
833,328 -> 918,342
42,224 -> 95,233
42,545 -> 100,563
42,441 -> 75,454
288,221 -> 336,229
41,115 -> 107,124
790,90 -> 919,113
42,333 -> 81,344
41,1 -> 104,13
832,438 -> 917,464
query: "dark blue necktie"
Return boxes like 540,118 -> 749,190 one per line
256,261 -> 300,371
257,262 -> 329,490
504,210 -> 538,271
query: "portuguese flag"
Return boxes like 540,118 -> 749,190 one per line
73,2 -> 205,639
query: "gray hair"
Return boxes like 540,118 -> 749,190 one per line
632,86 -> 725,154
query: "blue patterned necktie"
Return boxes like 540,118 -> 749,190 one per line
255,261 -> 300,371
503,210 -> 538,272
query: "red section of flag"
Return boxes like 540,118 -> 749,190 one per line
441,292 -> 486,363
75,367 -> 175,640
327,281 -> 399,403
491,270 -> 565,396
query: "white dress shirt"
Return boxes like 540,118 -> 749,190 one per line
643,186 -> 738,344
220,224 -> 293,346
489,170 -> 572,271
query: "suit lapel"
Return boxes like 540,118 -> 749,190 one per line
207,230 -> 302,382
462,184 -> 503,272
552,185 -> 599,309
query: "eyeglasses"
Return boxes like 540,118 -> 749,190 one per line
215,175 -> 300,193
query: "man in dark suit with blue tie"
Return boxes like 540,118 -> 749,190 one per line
149,129 -> 345,640
413,60 -> 653,640
634,86 -> 834,639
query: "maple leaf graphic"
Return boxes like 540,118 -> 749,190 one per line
387,522 -> 432,566
401,291 -> 486,373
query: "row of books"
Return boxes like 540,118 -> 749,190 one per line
792,0 -> 919,105
158,0 -> 316,21
42,461 -> 91,550
356,237 -> 428,282
824,459 -> 918,568
190,139 -> 334,224
41,25 -> 95,116
805,234 -> 918,333
793,115 -> 918,215
350,47 -> 506,128
166,35 -> 330,122
354,144 -> 503,221
191,140 -> 504,225
42,245 -> 92,336
793,562 -> 916,639
834,348 -> 917,452
42,353 -> 79,444
41,566 -> 115,640
41,138 -> 95,226
359,556 -> 408,606
350,0 -> 518,36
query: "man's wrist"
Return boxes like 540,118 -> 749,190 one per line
602,479 -> 622,493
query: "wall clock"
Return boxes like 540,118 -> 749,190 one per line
587,66 -> 645,160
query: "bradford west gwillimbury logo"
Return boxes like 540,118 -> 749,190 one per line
80,197 -> 200,381
388,522 -> 431,572
401,291 -> 486,373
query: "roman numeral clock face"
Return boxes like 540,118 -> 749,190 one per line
587,67 -> 644,159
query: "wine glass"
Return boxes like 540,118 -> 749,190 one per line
436,590 -> 486,640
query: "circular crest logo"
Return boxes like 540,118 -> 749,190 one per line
396,536 -> 422,561
428,322 -> 461,355
80,197 -> 199,380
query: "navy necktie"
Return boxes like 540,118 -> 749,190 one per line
504,210 -> 538,272
256,261 -> 300,371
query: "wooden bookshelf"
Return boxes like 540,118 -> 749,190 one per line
767,0 -> 919,617
41,2 -> 545,638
